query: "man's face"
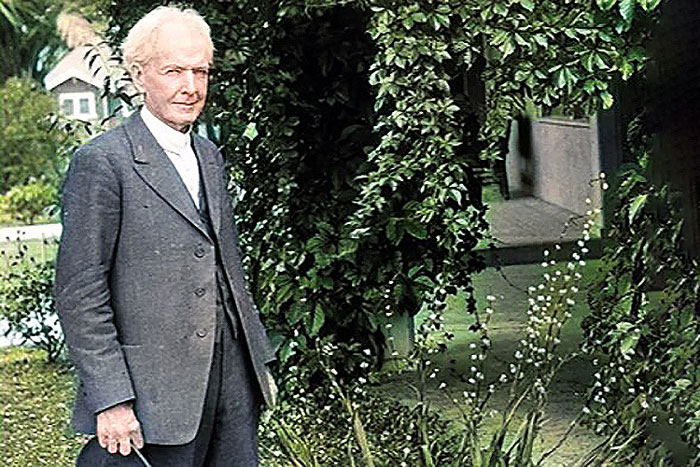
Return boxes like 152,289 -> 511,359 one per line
133,22 -> 212,132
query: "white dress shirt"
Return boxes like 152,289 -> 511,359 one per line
141,106 -> 201,208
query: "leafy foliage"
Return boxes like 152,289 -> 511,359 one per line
1,181 -> 57,224
259,339 -> 462,466
105,1 -> 663,382
0,0 -> 108,83
0,253 -> 63,362
582,155 -> 700,464
0,77 -> 73,191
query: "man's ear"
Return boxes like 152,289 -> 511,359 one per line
131,63 -> 145,94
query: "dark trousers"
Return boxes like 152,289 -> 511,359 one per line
76,314 -> 261,467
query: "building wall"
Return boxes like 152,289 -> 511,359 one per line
52,78 -> 105,121
648,0 -> 700,253
506,116 -> 602,216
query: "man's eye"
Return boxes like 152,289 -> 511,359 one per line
165,69 -> 180,75
195,69 -> 209,77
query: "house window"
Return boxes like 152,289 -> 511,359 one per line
62,99 -> 74,116
58,92 -> 98,120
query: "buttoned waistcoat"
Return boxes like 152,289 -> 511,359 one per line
55,112 -> 275,445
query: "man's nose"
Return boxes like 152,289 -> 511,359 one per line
181,70 -> 196,93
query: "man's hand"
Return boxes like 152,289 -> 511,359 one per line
96,402 -> 144,456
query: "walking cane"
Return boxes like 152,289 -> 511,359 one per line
131,441 -> 154,467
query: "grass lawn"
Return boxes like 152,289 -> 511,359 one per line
1,348 -> 81,466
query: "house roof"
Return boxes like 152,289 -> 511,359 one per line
44,46 -> 108,91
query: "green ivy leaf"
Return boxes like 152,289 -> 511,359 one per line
243,122 -> 258,140
596,0 -> 617,11
637,0 -> 661,12
493,2 -> 509,16
408,265 -> 423,278
519,0 -> 535,12
619,0 -> 635,22
533,34 -> 548,47
386,218 -> 405,244
619,325 -> 640,353
600,91 -> 615,109
628,193 -> 648,224
311,304 -> 325,336
279,340 -> 296,362
405,219 -> 428,239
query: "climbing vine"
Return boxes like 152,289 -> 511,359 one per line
107,1 -> 664,380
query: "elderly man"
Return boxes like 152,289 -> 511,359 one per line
55,6 -> 275,466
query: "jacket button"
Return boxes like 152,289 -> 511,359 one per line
194,247 -> 206,258
196,329 -> 207,338
195,287 -> 206,297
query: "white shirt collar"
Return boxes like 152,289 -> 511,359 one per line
140,106 -> 192,155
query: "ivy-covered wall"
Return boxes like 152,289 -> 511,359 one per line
106,0 -> 663,374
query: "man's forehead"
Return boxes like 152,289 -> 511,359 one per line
150,22 -> 213,64
152,55 -> 212,68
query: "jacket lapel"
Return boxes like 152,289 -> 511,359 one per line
124,112 -> 210,240
192,136 -> 222,237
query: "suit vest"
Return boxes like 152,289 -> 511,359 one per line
195,154 -> 240,342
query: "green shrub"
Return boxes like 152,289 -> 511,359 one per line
582,159 -> 699,464
260,340 -> 461,466
0,256 -> 63,362
0,77 -> 72,189
1,182 -> 58,224
106,0 -> 664,379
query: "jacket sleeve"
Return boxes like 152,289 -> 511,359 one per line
55,143 -> 135,415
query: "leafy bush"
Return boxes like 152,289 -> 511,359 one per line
1,182 -> 58,224
105,0 -> 665,383
259,201 -> 604,466
582,158 -> 700,464
0,254 -> 63,362
259,339 -> 463,466
0,77 -> 74,191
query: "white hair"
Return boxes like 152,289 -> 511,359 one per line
121,6 -> 213,72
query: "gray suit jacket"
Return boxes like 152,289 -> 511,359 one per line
55,112 -> 275,445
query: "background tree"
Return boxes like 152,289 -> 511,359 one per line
0,77 -> 72,191
0,0 -> 108,84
